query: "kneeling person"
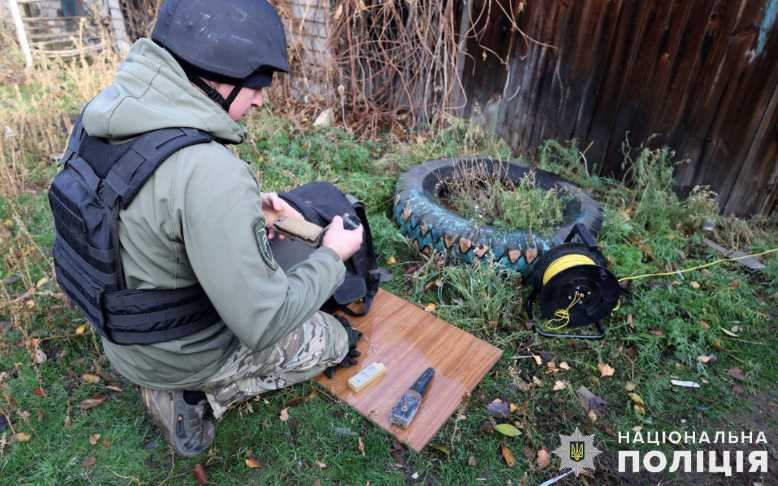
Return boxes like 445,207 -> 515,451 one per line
50,0 -> 362,457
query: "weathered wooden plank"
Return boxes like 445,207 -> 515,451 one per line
672,0 -> 757,192
702,238 -> 765,271
583,0 -> 641,172
721,59 -> 778,215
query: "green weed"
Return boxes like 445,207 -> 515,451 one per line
442,162 -> 569,233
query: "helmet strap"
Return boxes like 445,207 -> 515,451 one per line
224,84 -> 243,110
189,75 -> 243,113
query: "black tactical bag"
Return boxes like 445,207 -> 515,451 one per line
274,181 -> 388,316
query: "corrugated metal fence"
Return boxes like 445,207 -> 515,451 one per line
457,0 -> 778,216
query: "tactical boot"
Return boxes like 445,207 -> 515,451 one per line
140,387 -> 216,457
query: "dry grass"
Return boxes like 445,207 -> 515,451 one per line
0,31 -> 120,198
0,27 -> 120,330
440,160 -> 568,233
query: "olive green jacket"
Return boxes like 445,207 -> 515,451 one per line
81,39 -> 345,389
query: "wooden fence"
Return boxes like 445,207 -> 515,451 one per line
456,0 -> 778,217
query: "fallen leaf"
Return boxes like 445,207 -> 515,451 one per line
285,389 -> 318,408
537,448 -> 550,469
689,281 -> 700,289
532,355 -> 542,366
495,423 -> 521,437
587,409 -> 598,422
89,433 -> 101,445
711,339 -> 723,350
102,439 -> 111,449
279,408 -> 289,421
597,363 -> 615,377
628,393 -> 645,407
79,395 -> 106,411
729,280 -> 739,289
634,404 -> 646,415
386,256 -> 397,265
193,463 -> 209,484
424,303 -> 436,312
627,314 -> 635,329
106,384 -> 123,393
479,419 -> 496,434
358,436 -> 365,456
624,382 -> 636,392
35,277 -> 49,288
558,361 -> 570,371
315,460 -> 327,469
733,384 -> 745,395
509,402 -> 519,413
699,320 -> 710,330
82,374 -> 101,384
552,380 -> 567,391
14,432 -> 31,443
33,387 -> 46,397
727,367 -> 746,381
82,456 -> 96,468
649,329 -> 665,337
576,386 -> 609,416
486,399 -> 511,419
430,444 -> 450,456
245,457 -> 261,469
501,443 -> 517,467
75,324 -> 88,335
33,348 -> 47,364
696,354 -> 717,364
468,455 -> 478,466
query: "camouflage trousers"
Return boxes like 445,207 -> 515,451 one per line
201,311 -> 349,419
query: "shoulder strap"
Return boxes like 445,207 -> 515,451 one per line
340,195 -> 391,316
97,127 -> 213,209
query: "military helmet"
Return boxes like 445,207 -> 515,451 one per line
152,0 -> 289,110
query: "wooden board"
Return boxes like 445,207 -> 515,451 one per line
703,238 -> 765,272
315,290 -> 502,452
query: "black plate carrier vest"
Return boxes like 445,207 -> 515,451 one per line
48,118 -> 220,345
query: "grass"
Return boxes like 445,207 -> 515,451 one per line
1,55 -> 777,485
440,161 -> 569,233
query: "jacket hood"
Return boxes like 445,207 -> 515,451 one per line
82,39 -> 246,144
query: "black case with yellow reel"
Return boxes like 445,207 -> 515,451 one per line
526,223 -> 626,340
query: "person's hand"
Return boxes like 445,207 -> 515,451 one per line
260,192 -> 303,239
322,215 -> 363,261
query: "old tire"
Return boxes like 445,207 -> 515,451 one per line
393,158 -> 603,274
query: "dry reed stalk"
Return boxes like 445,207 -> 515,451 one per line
0,24 -> 120,198
327,0 -> 517,135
